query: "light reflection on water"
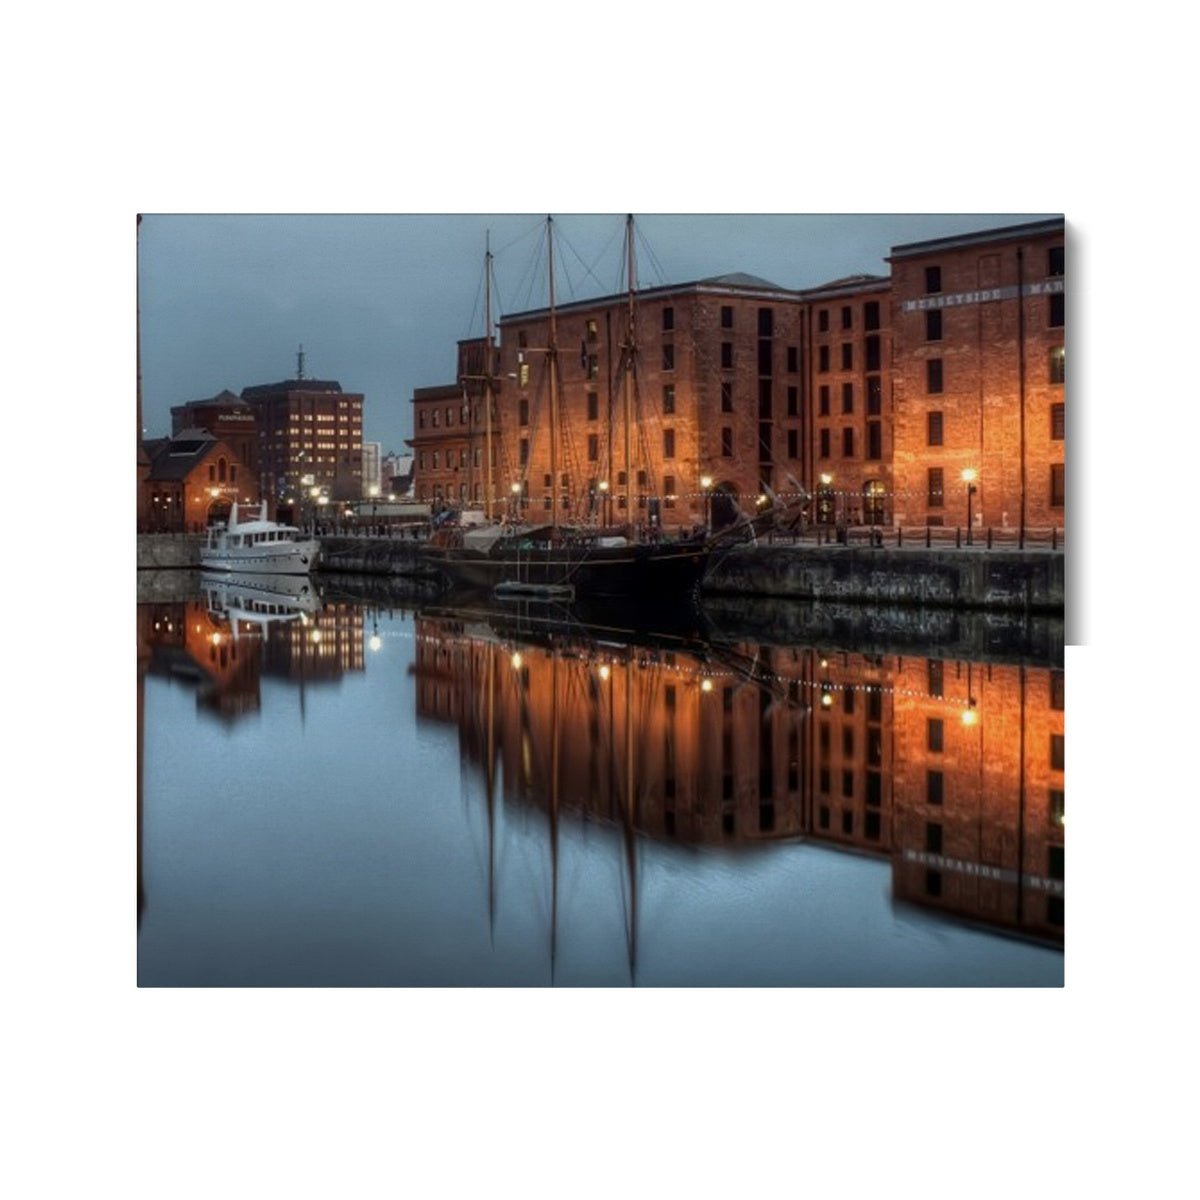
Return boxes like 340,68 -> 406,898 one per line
136,578 -> 1064,987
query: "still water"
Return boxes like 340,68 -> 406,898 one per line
137,574 -> 1064,987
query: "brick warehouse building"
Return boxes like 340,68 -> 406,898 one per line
888,218 -> 1065,533
408,217 -> 1065,535
171,389 -> 261,485
142,428 -> 260,532
805,274 -> 894,525
411,274 -> 815,530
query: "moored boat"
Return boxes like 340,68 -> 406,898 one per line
431,216 -> 714,603
200,502 -> 319,575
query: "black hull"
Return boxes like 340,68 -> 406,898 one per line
433,541 -> 710,603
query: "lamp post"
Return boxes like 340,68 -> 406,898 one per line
510,481 -> 521,522
819,473 -> 834,526
962,468 -> 978,546
598,479 -> 610,528
700,474 -> 713,532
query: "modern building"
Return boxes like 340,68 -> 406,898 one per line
241,376 -> 364,517
361,441 -> 382,497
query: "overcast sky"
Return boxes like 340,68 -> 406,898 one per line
137,212 -> 1056,455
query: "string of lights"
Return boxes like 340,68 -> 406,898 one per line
374,623 -> 983,711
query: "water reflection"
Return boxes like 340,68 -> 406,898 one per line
137,579 -> 1064,984
138,575 -> 364,722
412,601 -> 1065,951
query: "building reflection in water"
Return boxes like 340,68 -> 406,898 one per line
136,580 -> 364,723
411,610 -> 1065,949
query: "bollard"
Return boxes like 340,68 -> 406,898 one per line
987,527 -> 993,549
926,526 -> 931,549
956,527 -> 961,549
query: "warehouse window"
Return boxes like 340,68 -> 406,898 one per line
1051,403 -> 1065,440
1050,463 -> 1065,507
927,358 -> 944,394
928,467 -> 944,507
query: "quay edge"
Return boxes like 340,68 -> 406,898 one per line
137,534 -> 1065,613
702,545 -> 1064,613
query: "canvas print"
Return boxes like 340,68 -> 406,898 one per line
136,213 -> 1065,986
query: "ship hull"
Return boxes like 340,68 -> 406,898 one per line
430,540 -> 710,603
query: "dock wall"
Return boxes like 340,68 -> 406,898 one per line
703,545 -> 1064,613
137,534 -> 1065,613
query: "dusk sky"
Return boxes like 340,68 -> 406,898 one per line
137,212 -> 1057,456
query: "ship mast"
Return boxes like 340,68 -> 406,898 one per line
547,216 -> 560,530
623,215 -> 636,533
484,234 -> 496,521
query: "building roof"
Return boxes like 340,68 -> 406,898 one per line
500,272 -> 794,324
888,218 -> 1064,260
145,429 -> 223,481
241,378 -> 344,399
698,272 -> 788,290
801,273 -> 891,299
173,389 -> 253,414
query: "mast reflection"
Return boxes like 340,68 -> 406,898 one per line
411,607 -> 1065,948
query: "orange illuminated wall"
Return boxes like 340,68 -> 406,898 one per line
410,615 -> 1064,944
888,219 -> 1065,534
888,656 -> 1064,943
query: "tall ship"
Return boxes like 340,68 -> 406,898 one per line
425,217 -> 714,605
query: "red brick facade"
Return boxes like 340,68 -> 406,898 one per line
409,218 -> 1065,536
889,219 -> 1065,533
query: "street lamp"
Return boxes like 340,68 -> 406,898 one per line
700,474 -> 713,531
510,481 -> 521,521
819,473 -> 834,526
598,479 -> 610,527
962,468 -> 978,545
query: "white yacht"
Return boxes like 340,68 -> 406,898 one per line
200,503 -> 319,575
